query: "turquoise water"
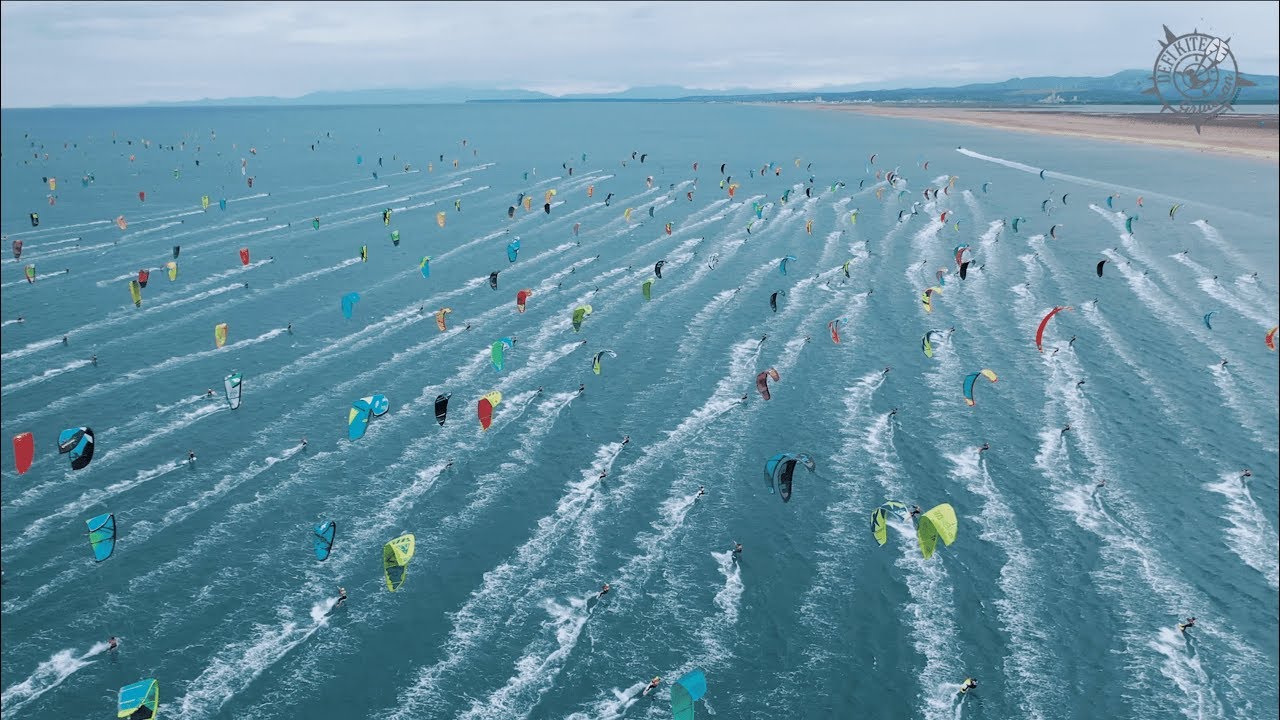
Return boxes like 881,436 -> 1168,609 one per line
1,103 -> 1276,720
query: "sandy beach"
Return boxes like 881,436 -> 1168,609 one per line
811,105 -> 1279,162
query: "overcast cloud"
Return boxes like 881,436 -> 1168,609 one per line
2,1 -> 1276,107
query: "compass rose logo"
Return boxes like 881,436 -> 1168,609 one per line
1144,25 -> 1255,131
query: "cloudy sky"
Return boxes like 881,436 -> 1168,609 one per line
2,1 -> 1276,107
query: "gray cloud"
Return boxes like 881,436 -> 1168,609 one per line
2,0 -> 1276,107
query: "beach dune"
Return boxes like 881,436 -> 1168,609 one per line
813,105 -> 1279,162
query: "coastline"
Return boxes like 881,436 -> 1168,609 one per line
807,105 -> 1279,163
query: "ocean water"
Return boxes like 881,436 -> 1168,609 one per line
1,102 -> 1276,720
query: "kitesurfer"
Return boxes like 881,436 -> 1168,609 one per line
697,486 -> 706,499
732,542 -> 743,557
645,677 -> 662,695
206,389 -> 214,398
598,469 -> 608,480
959,678 -> 978,695
889,408 -> 898,418
62,335 -> 68,346
108,636 -> 119,651
882,366 -> 891,375
598,583 -> 611,598
1219,359 -> 1228,368
909,505 -> 922,521
1178,617 -> 1196,633
740,393 -> 749,403
15,316 -> 22,323
336,587 -> 347,607
91,354 -> 97,366
1076,380 -> 1086,389
300,438 -> 308,449
948,327 -> 956,337
979,442 -> 990,454
804,335 -> 812,344
578,383 -> 585,396
243,282 -> 249,288
1241,469 -> 1252,479
187,450 -> 196,463
1096,478 -> 1107,488
287,324 -> 293,334
536,386 -> 543,394
1061,425 -> 1071,435
1069,335 -> 1077,348
580,340 -> 588,346
622,435 -> 630,445
759,335 -> 767,347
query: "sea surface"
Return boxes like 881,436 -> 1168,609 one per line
1,102 -> 1277,720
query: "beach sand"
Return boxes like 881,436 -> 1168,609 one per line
810,105 -> 1279,163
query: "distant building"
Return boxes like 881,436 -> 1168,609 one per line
1038,91 -> 1066,104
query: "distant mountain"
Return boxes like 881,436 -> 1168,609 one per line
131,71 -> 1279,108
559,85 -> 771,100
673,71 -> 1280,105
143,87 -> 554,107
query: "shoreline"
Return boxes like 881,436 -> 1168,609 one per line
805,105 -> 1279,163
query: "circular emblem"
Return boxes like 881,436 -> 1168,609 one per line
1149,26 -> 1246,125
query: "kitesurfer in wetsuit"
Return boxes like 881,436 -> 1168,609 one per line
108,636 -> 119,651
889,408 -> 898,418
1178,617 -> 1196,633
206,388 -> 214,397
1061,425 -> 1071,435
1219,359 -> 1228,368
883,366 -> 891,375
187,450 -> 196,463
577,384 -> 585,396
622,435 -> 630,445
1076,380 -> 1086,388
645,677 -> 661,695
91,354 -> 97,366
300,438 -> 308,449
739,393 -> 749,403
979,442 -> 990,454
697,486 -> 706,499
758,334 -> 767,348
598,469 -> 608,480
62,335 -> 68,346
598,583 -> 611,598
909,505 -> 922,521
536,386 -> 543,394
1242,469 -> 1252,479
959,678 -> 978,694
15,316 -> 22,323
287,324 -> 293,334
336,587 -> 347,607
